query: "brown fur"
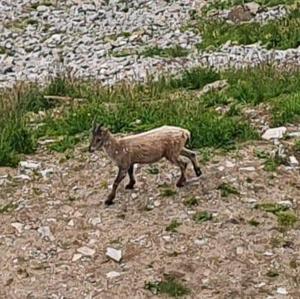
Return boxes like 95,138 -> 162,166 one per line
89,125 -> 202,205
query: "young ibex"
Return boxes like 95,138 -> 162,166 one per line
89,123 -> 202,205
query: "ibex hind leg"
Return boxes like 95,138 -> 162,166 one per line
125,164 -> 136,190
166,156 -> 188,188
180,147 -> 202,177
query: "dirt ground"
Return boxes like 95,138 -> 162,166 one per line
0,137 -> 300,299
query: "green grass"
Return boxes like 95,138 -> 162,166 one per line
203,0 -> 298,13
2,65 -> 300,166
272,92 -> 300,125
160,188 -> 177,197
140,45 -> 189,58
0,202 -> 18,214
195,8 -> 300,51
193,211 -> 213,223
184,196 -> 200,207
166,219 -> 182,233
255,202 -> 289,214
218,182 -> 239,197
276,211 -> 298,227
145,275 -> 190,297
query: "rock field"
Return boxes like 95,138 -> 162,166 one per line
1,0 -> 300,88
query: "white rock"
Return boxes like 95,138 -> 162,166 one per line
68,219 -> 74,226
262,127 -> 286,140
289,156 -> 299,167
72,253 -> 82,262
277,287 -> 288,295
194,238 -> 208,246
106,247 -> 122,262
37,226 -> 55,241
240,166 -> 256,172
278,200 -> 293,208
225,160 -> 235,168
236,246 -> 244,255
287,131 -> 300,138
106,271 -> 121,279
40,168 -> 54,179
77,246 -> 95,256
245,2 -> 261,15
19,161 -> 41,171
89,217 -> 101,226
263,251 -> 273,256
11,222 -> 24,234
201,80 -> 228,94
13,174 -> 31,181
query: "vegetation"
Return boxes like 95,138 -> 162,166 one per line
193,211 -> 213,223
195,8 -> 300,50
145,275 -> 190,297
218,182 -> 239,197
166,219 -> 182,233
140,45 -> 189,58
2,65 -> 300,167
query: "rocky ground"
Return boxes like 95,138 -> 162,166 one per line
1,126 -> 300,298
1,0 -> 300,88
1,0 -> 300,298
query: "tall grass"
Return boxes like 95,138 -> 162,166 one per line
196,8 -> 300,50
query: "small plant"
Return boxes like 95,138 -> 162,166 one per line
145,275 -> 190,297
218,182 -> 239,197
0,203 -> 18,214
166,219 -> 182,233
255,203 -> 289,214
147,165 -> 159,175
141,45 -> 189,58
184,196 -> 199,207
276,211 -> 298,228
193,211 -> 213,223
160,188 -> 177,197
263,157 -> 281,172
248,219 -> 260,226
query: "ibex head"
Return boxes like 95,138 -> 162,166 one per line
88,120 -> 109,152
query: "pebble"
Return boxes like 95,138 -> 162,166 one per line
277,287 -> 288,295
289,156 -> 299,167
106,247 -> 122,262
37,226 -> 55,241
11,222 -> 24,234
106,271 -> 121,279
262,127 -> 287,140
72,254 -> 82,262
77,246 -> 95,257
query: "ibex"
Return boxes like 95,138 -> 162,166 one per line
89,124 -> 202,205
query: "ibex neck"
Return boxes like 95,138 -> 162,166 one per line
103,132 -> 120,160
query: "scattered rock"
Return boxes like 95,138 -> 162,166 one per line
106,247 -> 122,262
106,271 -> 121,279
40,168 -> 54,179
244,2 -> 261,15
201,80 -> 228,95
262,127 -> 287,140
77,246 -> 95,257
19,161 -> 41,172
228,6 -> 252,23
11,222 -> 24,234
277,287 -> 288,295
239,166 -> 256,172
37,226 -> 55,241
13,174 -> 31,181
289,156 -> 299,167
89,217 -> 101,226
194,238 -> 208,246
72,254 -> 82,262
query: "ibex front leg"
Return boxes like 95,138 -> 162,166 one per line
105,167 -> 127,205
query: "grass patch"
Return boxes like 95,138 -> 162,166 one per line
147,165 -> 160,175
255,203 -> 298,228
272,93 -> 300,126
48,135 -> 81,152
266,270 -> 279,278
276,211 -> 298,227
218,182 -> 239,197
248,219 -> 260,226
160,188 -> 177,197
184,196 -> 199,207
166,219 -> 182,233
193,211 -> 213,223
0,202 -> 18,214
141,45 -> 189,58
264,157 -> 281,172
145,275 -> 190,297
203,0 -> 298,13
195,8 -> 300,50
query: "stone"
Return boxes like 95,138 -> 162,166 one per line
244,2 -> 261,15
194,238 -> 208,246
106,247 -> 122,262
278,200 -> 293,209
11,222 -> 24,234
201,80 -> 228,94
228,6 -> 253,23
77,246 -> 95,257
239,166 -> 256,172
106,271 -> 121,279
13,174 -> 31,181
19,161 -> 41,171
72,254 -> 82,262
289,156 -> 299,167
40,168 -> 54,179
89,217 -> 101,226
262,127 -> 287,140
277,287 -> 288,295
37,226 -> 55,241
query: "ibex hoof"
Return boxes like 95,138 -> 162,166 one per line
195,167 -> 202,177
125,183 -> 135,190
176,180 -> 186,188
105,199 -> 114,206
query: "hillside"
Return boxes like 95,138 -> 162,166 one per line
0,1 -> 300,298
